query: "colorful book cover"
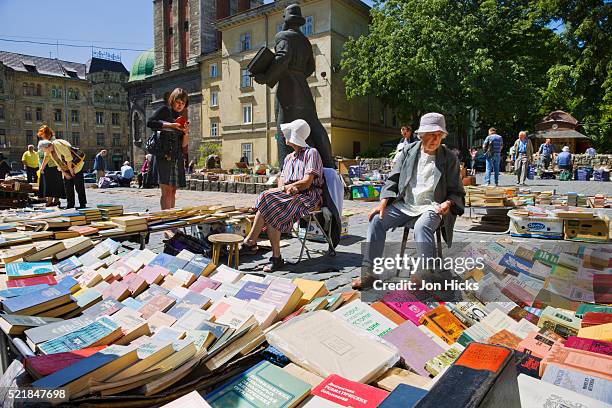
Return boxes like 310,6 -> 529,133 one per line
382,321 -> 445,376
54,256 -> 83,276
0,284 -> 50,299
517,331 -> 559,359
38,316 -> 121,355
378,384 -> 427,408
382,292 -> 430,325
25,346 -> 106,378
24,316 -> 96,346
2,285 -> 70,314
310,374 -> 389,408
498,253 -> 534,276
335,300 -> 398,337
121,297 -> 143,312
539,344 -> 612,380
542,363 -> 612,405
565,336 -> 612,356
419,305 -> 467,345
206,361 -> 311,408
234,281 -> 269,301
6,275 -> 57,288
513,351 -> 542,379
82,297 -> 124,318
6,261 -> 55,280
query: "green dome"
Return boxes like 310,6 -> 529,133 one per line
129,49 -> 155,82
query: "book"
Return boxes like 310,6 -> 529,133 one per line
424,343 -> 465,377
581,312 -> 612,328
38,316 -> 122,355
32,344 -> 139,397
382,321 -> 445,376
83,297 -> 124,318
382,292 -> 430,325
266,311 -> 399,383
24,315 -> 96,350
374,368 -> 431,392
121,297 -> 143,311
539,344 -> 612,380
488,329 -> 522,349
206,360 -> 311,408
216,310 -> 257,332
138,294 -> 176,319
160,275 -> 184,291
160,391 -> 211,408
150,326 -> 185,343
73,288 -> 103,313
101,281 -> 131,302
53,255 -> 83,276
513,351 -> 542,378
174,308 -> 215,331
109,307 -> 151,345
210,264 -> 242,284
108,341 -> 175,382
541,363 -> 612,405
577,323 -> 612,342
415,342 -> 520,408
122,273 -> 148,296
189,276 -> 222,293
6,261 -> 54,280
246,46 -> 275,76
0,314 -> 62,335
173,269 -> 197,287
138,265 -> 167,285
518,373 -> 606,408
245,299 -> 278,329
184,329 -> 215,351
2,285 -> 71,315
564,336 -> 612,356
167,286 -> 191,300
0,244 -> 37,263
259,279 -> 303,319
282,363 -> 325,387
148,311 -> 177,333
419,305 -> 467,345
294,278 -> 329,307
6,274 -> 57,288
537,306 -> 581,338
334,300 -> 398,337
234,281 -> 269,301
306,374 -> 389,408
378,384 -> 428,408
24,346 -> 105,379
55,236 -> 94,259
136,284 -> 170,303
145,339 -> 197,374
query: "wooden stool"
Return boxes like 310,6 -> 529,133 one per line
208,233 -> 243,269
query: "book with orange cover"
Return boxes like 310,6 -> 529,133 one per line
580,312 -> 612,328
24,346 -> 106,379
516,331 -> 559,359
419,305 -> 467,345
371,302 -> 406,325
539,343 -> 612,380
488,329 -> 522,349
68,225 -> 99,236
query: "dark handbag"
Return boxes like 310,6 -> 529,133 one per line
68,145 -> 86,167
145,131 -> 164,157
163,230 -> 212,257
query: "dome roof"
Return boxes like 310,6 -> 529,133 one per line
129,49 -> 155,82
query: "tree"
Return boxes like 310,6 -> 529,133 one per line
538,0 -> 611,152
341,0 -> 559,150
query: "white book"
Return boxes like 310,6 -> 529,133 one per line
210,297 -> 248,318
175,249 -> 196,261
541,364 -> 612,405
216,281 -> 244,298
210,265 -> 242,284
201,288 -> 225,304
173,269 -> 196,286
513,318 -> 539,339
245,299 -> 278,329
215,309 -> 256,332
462,322 -> 494,343
151,327 -> 185,343
239,274 -> 265,284
173,309 -> 213,331
518,373 -> 607,408
167,286 -> 191,300
139,249 -> 158,264
334,300 -> 397,337
481,309 -> 519,334
160,390 -> 211,408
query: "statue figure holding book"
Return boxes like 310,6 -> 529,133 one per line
250,4 -> 335,169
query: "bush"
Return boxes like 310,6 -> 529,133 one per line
197,142 -> 222,168
357,147 -> 395,159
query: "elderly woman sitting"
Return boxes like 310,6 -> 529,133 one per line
356,113 -> 465,288
243,119 -> 324,272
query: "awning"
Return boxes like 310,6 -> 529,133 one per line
533,129 -> 589,139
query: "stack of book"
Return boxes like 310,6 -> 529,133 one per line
78,208 -> 103,223
97,204 -> 124,220
110,216 -> 148,233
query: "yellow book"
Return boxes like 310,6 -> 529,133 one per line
145,341 -> 196,373
108,342 -> 175,381
578,323 -> 612,342
293,278 -> 329,307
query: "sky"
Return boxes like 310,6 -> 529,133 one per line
0,0 -> 374,71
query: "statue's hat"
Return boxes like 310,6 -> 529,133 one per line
284,4 -> 306,26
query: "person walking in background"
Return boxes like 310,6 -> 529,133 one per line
0,153 -> 10,179
39,138 -> 87,209
586,146 -> 596,157
482,128 -> 504,186
557,146 -> 573,171
147,87 -> 189,210
22,145 -> 39,183
138,154 -> 151,188
36,125 -> 65,207
537,138 -> 555,170
93,150 -> 107,182
469,147 -> 478,176
512,131 -> 534,185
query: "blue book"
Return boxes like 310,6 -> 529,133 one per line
182,261 -> 207,277
83,297 -> 123,318
182,291 -> 210,308
498,253 -> 534,276
378,384 -> 427,408
166,302 -> 196,320
191,254 -> 212,265
55,276 -> 80,293
38,316 -> 121,355
6,262 -> 54,280
121,297 -> 143,311
2,286 -> 71,314
148,253 -> 176,269
54,256 -> 83,275
0,284 -> 50,299
167,257 -> 189,273
234,282 -> 269,301
261,345 -> 291,367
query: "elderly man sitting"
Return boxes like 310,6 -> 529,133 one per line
356,113 -> 465,288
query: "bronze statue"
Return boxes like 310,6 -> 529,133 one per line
254,4 -> 335,169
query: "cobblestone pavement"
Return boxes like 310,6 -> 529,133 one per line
84,173 -> 611,293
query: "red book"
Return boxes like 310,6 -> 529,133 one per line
24,346 -> 106,379
593,274 -> 612,304
565,336 -> 612,356
581,312 -> 612,328
310,374 -> 389,408
6,274 -> 57,288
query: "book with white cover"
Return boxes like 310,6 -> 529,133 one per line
215,310 -> 256,332
160,390 -> 211,408
334,300 -> 397,337
541,364 -> 611,405
245,300 -> 278,329
210,265 -> 242,284
201,287 -> 225,304
518,374 -> 607,408
172,309 -> 213,331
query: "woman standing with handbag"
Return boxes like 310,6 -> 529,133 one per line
36,125 -> 65,207
38,138 -> 87,209
146,88 -> 189,210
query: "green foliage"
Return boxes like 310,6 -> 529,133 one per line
357,146 -> 395,158
341,0 -> 559,149
197,141 -> 222,168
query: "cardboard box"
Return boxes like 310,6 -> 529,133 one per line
509,213 -> 564,239
338,159 -> 359,175
564,216 -> 610,242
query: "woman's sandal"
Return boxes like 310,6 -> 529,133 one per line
241,241 -> 259,255
263,256 -> 284,272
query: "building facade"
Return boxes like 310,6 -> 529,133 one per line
0,51 -> 130,171
208,0 -> 399,168
127,0 -> 263,169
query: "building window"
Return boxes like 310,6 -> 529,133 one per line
54,108 -> 62,122
209,63 -> 218,78
71,110 -> 80,123
240,33 -> 251,52
0,129 -> 6,147
0,105 -> 4,120
210,90 -> 219,107
24,107 -> 32,122
96,133 -> 105,146
25,130 -> 33,145
23,83 -> 35,96
96,112 -> 104,125
72,132 -> 80,147
36,107 -> 43,122
112,113 -> 120,126
55,131 -> 63,139
242,103 -> 252,124
210,121 -> 218,137
241,69 -> 252,88
51,87 -> 62,99
301,16 -> 314,36
241,143 -> 253,164
68,88 -> 79,100
36,84 -> 42,96
112,133 -> 121,147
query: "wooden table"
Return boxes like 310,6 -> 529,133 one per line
208,233 -> 243,269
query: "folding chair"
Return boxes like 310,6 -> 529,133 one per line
295,208 -> 336,263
